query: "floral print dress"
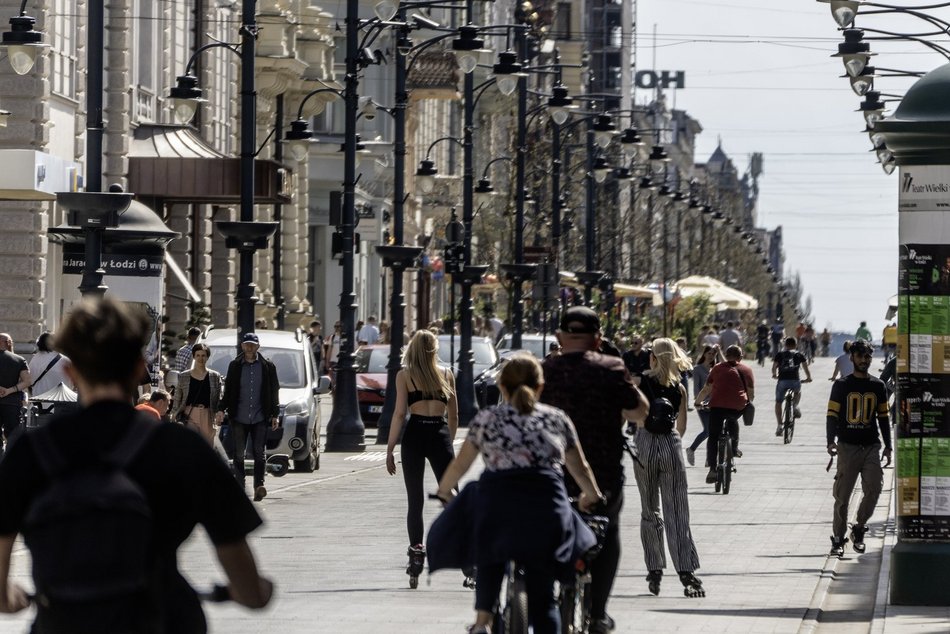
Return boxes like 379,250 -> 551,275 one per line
467,402 -> 579,474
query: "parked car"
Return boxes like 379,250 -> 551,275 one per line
495,333 -> 559,360
437,335 -> 502,409
198,328 -> 330,473
355,344 -> 391,425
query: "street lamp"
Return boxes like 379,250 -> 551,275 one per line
547,83 -> 578,126
592,114 -> 618,149
492,49 -> 526,96
592,156 -> 611,184
415,159 -> 438,194
0,3 -> 47,75
452,24 -> 490,75
167,1 -> 266,342
817,0 -> 861,28
833,28 -> 875,78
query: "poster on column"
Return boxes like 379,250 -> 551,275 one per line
897,244 -> 950,540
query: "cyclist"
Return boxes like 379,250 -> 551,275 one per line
772,337 -> 812,437
694,345 -> 754,484
827,340 -> 891,556
431,353 -> 603,634
855,321 -> 873,343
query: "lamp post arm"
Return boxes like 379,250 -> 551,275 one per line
295,87 -> 344,119
861,27 -> 950,59
472,78 -> 498,108
863,1 -> 950,12
184,40 -> 241,75
480,156 -> 512,180
405,31 -> 460,75
16,0 -> 27,15
424,135 -> 464,158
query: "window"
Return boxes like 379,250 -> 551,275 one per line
553,3 -> 571,39
50,0 -> 78,99
131,0 -> 161,121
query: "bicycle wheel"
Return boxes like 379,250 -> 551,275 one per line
716,438 -> 728,493
783,396 -> 794,445
558,580 -> 587,634
503,568 -> 529,634
721,441 -> 733,495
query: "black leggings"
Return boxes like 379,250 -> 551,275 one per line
706,408 -> 741,470
401,415 -> 454,546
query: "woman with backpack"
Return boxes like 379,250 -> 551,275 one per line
633,337 -> 704,599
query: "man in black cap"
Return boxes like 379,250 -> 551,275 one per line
540,306 -> 649,634
221,333 -> 281,501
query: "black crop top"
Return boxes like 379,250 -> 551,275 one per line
406,375 -> 449,406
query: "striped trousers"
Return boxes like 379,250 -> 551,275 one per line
633,429 -> 701,573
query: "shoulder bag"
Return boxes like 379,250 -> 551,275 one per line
735,365 -> 755,426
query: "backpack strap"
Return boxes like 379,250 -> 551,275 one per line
106,413 -> 160,469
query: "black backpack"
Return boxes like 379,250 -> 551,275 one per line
24,413 -> 159,605
641,377 -> 679,435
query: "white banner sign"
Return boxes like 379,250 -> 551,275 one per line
899,165 -> 950,212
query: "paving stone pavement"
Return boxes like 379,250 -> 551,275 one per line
0,355 -> 944,633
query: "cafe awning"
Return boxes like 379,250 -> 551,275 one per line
127,124 -> 292,204
675,275 -> 758,311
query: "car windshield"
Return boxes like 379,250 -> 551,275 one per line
207,346 -> 306,388
356,348 -> 390,373
437,339 -> 496,367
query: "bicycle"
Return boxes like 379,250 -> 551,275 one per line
756,339 -> 770,367
780,388 -> 796,445
493,560 -> 529,634
716,413 -> 738,494
559,511 -> 609,634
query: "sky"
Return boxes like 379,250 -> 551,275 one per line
633,0 -> 940,334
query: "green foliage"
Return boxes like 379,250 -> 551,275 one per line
672,293 -> 715,348
160,300 -> 213,361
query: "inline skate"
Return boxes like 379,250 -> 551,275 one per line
406,544 -> 426,589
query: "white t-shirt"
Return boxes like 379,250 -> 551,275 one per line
28,351 -> 72,397
834,354 -> 854,378
702,333 -> 721,346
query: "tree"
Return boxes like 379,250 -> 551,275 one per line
673,292 -> 715,349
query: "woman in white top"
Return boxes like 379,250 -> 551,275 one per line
28,333 -> 72,397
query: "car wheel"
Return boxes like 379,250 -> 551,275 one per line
293,425 -> 319,473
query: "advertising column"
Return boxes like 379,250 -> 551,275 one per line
892,164 -> 950,602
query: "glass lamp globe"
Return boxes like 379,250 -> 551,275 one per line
288,141 -> 310,163
497,76 -> 518,96
7,45 -> 37,75
418,174 -> 436,194
373,0 -> 399,21
594,131 -> 613,149
170,98 -> 198,124
456,51 -> 479,74
593,168 -> 609,184
550,107 -> 570,126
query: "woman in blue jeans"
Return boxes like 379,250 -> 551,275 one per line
433,354 -> 602,634
686,345 -> 722,466
386,330 -> 458,580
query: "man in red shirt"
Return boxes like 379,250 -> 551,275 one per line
694,345 -> 755,483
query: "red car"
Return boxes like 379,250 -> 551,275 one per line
356,345 -> 391,425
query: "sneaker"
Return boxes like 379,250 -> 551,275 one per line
466,626 -> 490,634
589,615 -> 615,633
685,448 -> 696,466
679,571 -> 705,598
705,469 -> 717,484
830,535 -> 846,557
646,570 -> 662,595
794,407 -> 802,418
775,425 -> 783,437
850,524 -> 867,553
253,486 -> 267,502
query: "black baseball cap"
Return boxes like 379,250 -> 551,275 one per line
242,333 -> 260,344
559,307 -> 601,334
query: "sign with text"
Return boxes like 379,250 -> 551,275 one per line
898,165 -> 950,211
62,247 -> 163,277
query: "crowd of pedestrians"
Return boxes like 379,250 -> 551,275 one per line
0,301 -> 900,634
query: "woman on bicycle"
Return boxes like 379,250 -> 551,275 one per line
386,330 -> 459,582
685,345 -> 723,467
432,353 -> 602,634
633,338 -> 705,598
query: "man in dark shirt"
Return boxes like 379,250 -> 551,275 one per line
826,339 -> 891,556
221,333 -> 281,502
621,334 -> 651,382
541,307 -> 648,634
0,297 -> 272,632
0,333 -> 30,457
